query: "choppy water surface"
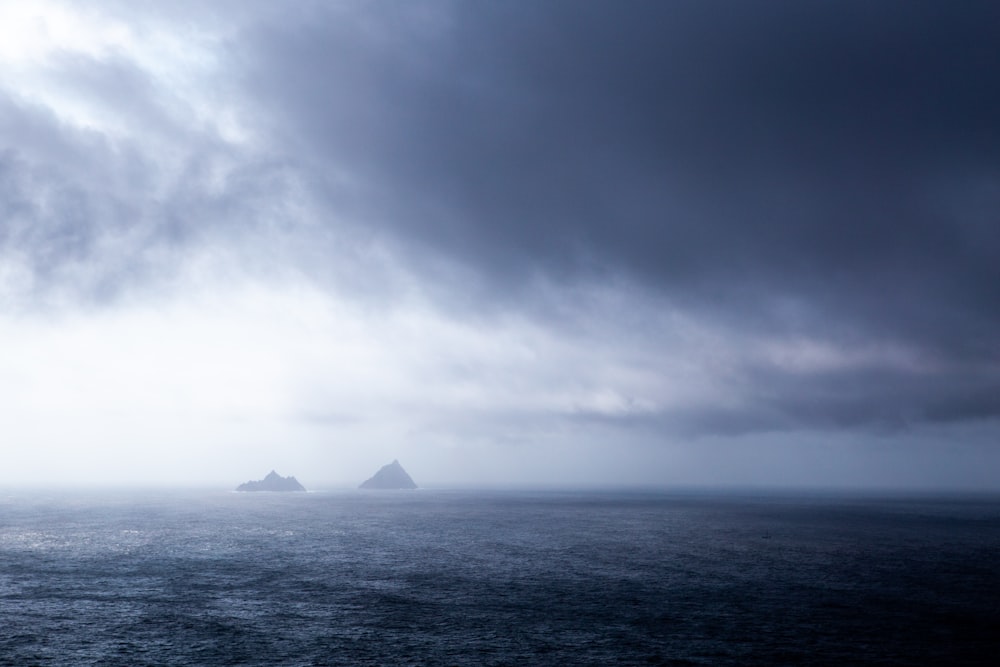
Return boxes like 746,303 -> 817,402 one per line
1,489 -> 998,665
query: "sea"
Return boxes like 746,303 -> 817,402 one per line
1,489 -> 998,666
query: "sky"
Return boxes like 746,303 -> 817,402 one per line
1,0 -> 999,489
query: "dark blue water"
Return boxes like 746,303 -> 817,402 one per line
1,489 -> 998,665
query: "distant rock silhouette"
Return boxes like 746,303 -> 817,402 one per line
236,470 -> 306,492
359,459 -> 417,489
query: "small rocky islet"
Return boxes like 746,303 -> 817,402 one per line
359,459 -> 418,489
235,470 -> 306,492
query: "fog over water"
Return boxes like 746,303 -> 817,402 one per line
2,1 -> 999,489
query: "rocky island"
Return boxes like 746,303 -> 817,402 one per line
236,470 -> 306,492
359,459 -> 417,489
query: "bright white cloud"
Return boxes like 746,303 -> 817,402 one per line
0,250 -> 734,486
0,0 -> 245,147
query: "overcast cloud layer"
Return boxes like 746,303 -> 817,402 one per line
1,1 -> 998,488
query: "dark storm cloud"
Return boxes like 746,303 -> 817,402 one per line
709,362 -> 1000,435
0,96 -> 116,286
0,64 -> 294,305
245,1 -> 1000,331
238,0 -> 1000,432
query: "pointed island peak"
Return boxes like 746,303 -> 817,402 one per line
236,470 -> 306,492
359,459 -> 417,490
